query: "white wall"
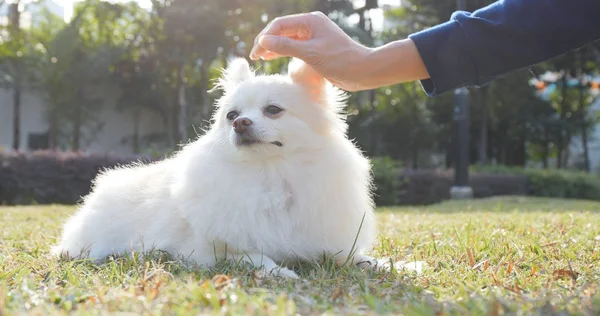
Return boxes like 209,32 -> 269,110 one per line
0,87 -> 165,155
0,89 -> 49,151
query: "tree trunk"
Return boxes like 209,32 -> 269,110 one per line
72,88 -> 82,151
166,98 -> 175,149
556,77 -> 568,169
579,89 -> 591,172
49,110 -> 56,150
368,89 -> 378,155
581,124 -> 590,172
556,137 -> 563,168
542,143 -> 549,168
564,136 -> 571,167
133,109 -> 140,154
199,62 -> 211,124
411,143 -> 418,169
177,65 -> 188,143
478,87 -> 489,165
542,129 -> 549,168
9,3 -> 21,151
11,74 -> 21,151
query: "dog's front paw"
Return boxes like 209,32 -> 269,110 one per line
354,255 -> 427,275
268,266 -> 299,279
355,255 -> 389,272
239,253 -> 300,280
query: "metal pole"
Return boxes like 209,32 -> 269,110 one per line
450,0 -> 473,199
450,88 -> 473,200
454,88 -> 470,186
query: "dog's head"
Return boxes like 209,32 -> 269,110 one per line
210,57 -> 348,157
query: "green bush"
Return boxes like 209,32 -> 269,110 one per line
472,165 -> 600,201
370,156 -> 403,206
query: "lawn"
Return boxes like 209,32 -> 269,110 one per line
1,196 -> 599,315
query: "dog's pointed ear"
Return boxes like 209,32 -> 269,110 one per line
288,58 -> 326,101
214,57 -> 254,91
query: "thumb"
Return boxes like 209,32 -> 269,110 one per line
258,35 -> 309,59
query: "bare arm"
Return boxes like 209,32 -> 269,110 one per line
249,12 -> 429,92
250,1 -> 600,96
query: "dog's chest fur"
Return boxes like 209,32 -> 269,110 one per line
176,158 -> 310,258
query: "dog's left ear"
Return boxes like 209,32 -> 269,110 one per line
214,57 -> 254,91
288,58 -> 326,102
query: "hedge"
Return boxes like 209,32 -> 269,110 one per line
1,152 -> 597,206
372,167 -> 527,206
372,159 -> 600,206
471,164 -> 600,201
0,151 -> 157,205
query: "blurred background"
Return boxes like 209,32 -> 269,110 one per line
1,0 -> 600,206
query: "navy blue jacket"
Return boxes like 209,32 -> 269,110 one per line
408,0 -> 600,97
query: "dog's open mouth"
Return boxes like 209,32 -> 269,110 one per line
235,135 -> 283,147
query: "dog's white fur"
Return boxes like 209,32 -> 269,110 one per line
51,58 -> 380,278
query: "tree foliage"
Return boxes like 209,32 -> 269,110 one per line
1,0 -> 599,172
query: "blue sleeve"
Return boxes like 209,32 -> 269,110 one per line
408,0 -> 600,97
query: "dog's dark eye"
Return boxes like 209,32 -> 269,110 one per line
226,111 -> 239,120
265,105 -> 283,115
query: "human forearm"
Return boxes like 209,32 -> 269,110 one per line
359,39 -> 430,90
409,0 -> 600,97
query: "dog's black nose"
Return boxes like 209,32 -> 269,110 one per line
233,117 -> 252,133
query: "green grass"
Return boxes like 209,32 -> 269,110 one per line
1,196 -> 599,315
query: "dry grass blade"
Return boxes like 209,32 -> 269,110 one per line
466,248 -> 476,267
472,260 -> 489,271
541,241 -> 560,247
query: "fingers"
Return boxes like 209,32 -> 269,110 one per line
257,35 -> 313,60
260,51 -> 283,61
250,13 -> 316,60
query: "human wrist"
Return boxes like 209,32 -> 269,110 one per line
361,38 -> 430,89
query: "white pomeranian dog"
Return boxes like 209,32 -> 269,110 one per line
52,58 -> 386,279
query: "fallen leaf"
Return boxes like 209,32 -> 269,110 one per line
148,280 -> 161,301
507,260 -> 514,274
530,265 -> 538,277
212,274 -> 232,290
552,269 -> 579,281
331,285 -> 343,301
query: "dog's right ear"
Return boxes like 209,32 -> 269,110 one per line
288,58 -> 326,102
212,57 -> 254,92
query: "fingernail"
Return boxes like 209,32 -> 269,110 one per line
257,35 -> 270,47
249,47 -> 257,59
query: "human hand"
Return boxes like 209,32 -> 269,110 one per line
249,12 -> 375,91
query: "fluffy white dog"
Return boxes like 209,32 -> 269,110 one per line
52,58 -> 383,279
